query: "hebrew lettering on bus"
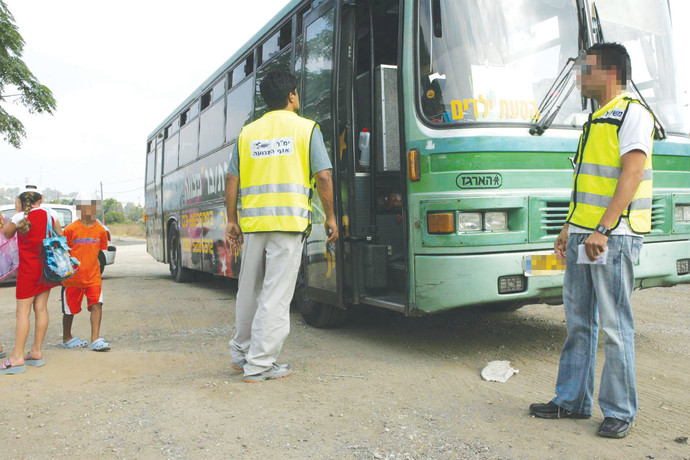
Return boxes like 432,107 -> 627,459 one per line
185,169 -> 203,203
450,95 -> 539,121
181,237 -> 214,254
204,161 -> 228,196
181,210 -> 214,228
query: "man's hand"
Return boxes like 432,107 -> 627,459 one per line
325,217 -> 338,243
584,231 -> 608,262
554,224 -> 569,260
225,221 -> 243,250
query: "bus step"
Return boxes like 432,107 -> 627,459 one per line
360,294 -> 406,313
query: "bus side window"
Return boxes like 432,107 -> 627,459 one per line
226,77 -> 255,144
146,141 -> 155,185
199,80 -> 227,155
155,133 -> 163,182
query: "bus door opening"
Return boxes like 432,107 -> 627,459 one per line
347,0 -> 405,308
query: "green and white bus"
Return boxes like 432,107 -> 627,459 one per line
145,0 -> 690,327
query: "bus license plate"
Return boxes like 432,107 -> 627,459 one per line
523,254 -> 566,276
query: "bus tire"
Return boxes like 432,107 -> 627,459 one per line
293,270 -> 347,328
168,226 -> 193,283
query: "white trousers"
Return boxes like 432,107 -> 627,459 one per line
229,232 -> 304,375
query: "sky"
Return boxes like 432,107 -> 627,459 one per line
1,0 -> 292,204
0,0 -> 688,205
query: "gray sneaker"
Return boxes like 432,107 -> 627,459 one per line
243,363 -> 292,383
231,359 -> 246,371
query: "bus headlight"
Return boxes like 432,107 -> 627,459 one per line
457,212 -> 482,232
484,212 -> 508,230
675,205 -> 690,222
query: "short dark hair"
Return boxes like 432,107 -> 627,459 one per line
260,70 -> 298,111
587,42 -> 631,85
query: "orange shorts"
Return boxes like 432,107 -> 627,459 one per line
61,285 -> 103,315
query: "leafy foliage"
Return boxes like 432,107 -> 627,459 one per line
104,210 -> 126,225
103,197 -> 124,215
0,0 -> 56,148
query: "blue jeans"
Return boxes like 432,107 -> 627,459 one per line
553,233 -> 642,422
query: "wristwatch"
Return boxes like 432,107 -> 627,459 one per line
594,224 -> 611,237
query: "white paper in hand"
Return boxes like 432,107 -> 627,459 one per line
577,244 -> 608,265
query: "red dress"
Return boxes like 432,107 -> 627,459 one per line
15,208 -> 60,299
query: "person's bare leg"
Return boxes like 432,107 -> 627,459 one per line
9,297 -> 34,366
28,290 -> 50,360
63,314 -> 75,343
89,303 -> 103,344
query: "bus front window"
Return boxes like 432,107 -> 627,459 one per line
417,0 -> 584,127
596,0 -> 687,134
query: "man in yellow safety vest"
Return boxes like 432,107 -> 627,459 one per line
225,70 -> 338,383
530,43 -> 655,438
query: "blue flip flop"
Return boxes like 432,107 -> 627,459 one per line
24,353 -> 46,367
62,337 -> 88,349
0,358 -> 26,375
0,350 -> 6,359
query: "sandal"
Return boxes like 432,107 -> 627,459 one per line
24,353 -> 46,367
0,358 -> 26,375
62,337 -> 88,349
88,338 -> 111,352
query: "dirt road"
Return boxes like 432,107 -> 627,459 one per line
0,242 -> 688,459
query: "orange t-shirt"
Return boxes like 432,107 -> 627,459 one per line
62,220 -> 108,287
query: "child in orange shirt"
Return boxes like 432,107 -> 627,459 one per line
61,192 -> 111,351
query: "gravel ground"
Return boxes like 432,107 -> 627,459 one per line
0,242 -> 688,459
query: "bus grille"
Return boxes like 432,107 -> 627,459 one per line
536,197 -> 667,238
540,201 -> 570,235
651,197 -> 665,231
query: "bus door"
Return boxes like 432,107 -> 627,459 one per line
146,133 -> 165,262
299,1 -> 343,308
339,0 -> 407,312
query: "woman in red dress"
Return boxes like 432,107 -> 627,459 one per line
1,185 -> 62,375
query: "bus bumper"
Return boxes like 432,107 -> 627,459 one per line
413,239 -> 690,314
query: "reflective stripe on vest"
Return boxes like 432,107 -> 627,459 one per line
237,110 -> 316,233
566,92 -> 654,234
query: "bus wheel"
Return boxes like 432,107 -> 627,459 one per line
168,227 -> 193,283
293,271 -> 347,328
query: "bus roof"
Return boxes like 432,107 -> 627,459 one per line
147,0 -> 305,141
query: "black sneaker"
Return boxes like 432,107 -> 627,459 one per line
598,417 -> 631,438
529,401 -> 591,419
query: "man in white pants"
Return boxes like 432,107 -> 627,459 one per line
225,70 -> 338,383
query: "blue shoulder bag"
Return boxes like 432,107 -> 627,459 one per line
42,209 -> 80,281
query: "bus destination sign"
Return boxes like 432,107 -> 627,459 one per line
456,173 -> 503,189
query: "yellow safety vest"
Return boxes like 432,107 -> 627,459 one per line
238,110 -> 316,233
566,92 -> 654,234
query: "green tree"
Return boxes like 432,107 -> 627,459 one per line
103,197 -> 123,215
104,210 -> 126,225
124,202 -> 143,223
0,1 -> 56,148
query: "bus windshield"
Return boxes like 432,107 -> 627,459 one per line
418,0 -> 583,126
596,0 -> 687,134
417,0 -> 686,133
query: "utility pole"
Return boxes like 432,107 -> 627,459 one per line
100,181 -> 105,222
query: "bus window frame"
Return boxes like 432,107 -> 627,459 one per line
145,143 -> 155,185
412,0 -> 579,132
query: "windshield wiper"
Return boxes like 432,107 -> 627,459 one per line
529,56 -> 577,136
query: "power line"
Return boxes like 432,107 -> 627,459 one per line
104,186 -> 145,195
101,177 -> 144,186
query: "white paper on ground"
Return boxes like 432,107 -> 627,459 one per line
481,360 -> 519,383
577,244 -> 608,265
